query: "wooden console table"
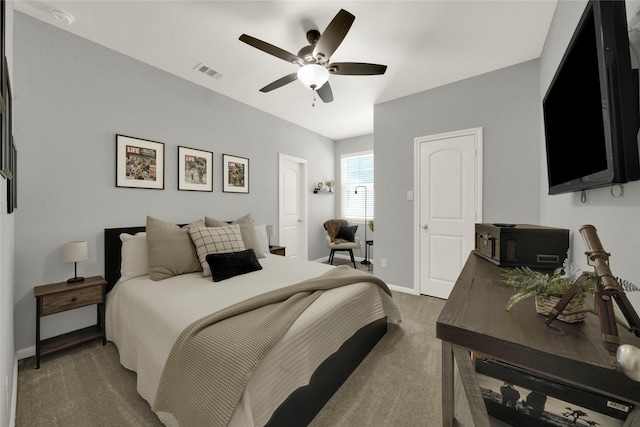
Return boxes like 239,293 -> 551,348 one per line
436,253 -> 640,426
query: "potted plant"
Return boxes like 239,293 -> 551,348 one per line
502,264 -> 594,323
325,180 -> 335,192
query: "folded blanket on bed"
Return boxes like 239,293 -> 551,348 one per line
153,266 -> 391,427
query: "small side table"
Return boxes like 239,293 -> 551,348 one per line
269,245 -> 286,256
34,275 -> 107,369
365,240 -> 373,270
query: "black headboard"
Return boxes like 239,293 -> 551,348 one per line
104,222 -> 226,293
104,226 -> 146,293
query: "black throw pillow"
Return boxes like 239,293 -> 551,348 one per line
205,249 -> 263,282
335,225 -> 358,242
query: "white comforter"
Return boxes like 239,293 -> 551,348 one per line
106,254 -> 401,426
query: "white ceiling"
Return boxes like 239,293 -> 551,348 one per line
15,0 -> 558,140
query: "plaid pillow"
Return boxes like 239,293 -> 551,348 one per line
189,225 -> 246,277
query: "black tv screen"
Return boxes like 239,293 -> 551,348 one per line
543,0 -> 640,195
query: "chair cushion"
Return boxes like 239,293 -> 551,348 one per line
328,239 -> 360,249
335,225 -> 358,242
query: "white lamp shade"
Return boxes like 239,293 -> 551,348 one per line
266,225 -> 275,237
297,64 -> 329,90
62,241 -> 88,263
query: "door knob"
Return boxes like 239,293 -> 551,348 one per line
422,224 -> 428,230
298,219 -> 303,223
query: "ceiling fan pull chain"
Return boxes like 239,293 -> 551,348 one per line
312,90 -> 317,107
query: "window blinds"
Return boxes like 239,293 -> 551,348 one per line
342,153 -> 374,221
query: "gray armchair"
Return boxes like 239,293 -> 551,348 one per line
323,219 -> 361,268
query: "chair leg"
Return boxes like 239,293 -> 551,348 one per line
348,250 -> 356,269
329,250 -> 335,265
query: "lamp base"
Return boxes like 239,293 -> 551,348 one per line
67,276 -> 85,284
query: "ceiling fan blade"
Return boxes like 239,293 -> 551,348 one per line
259,73 -> 299,93
316,82 -> 334,103
328,62 -> 387,75
313,9 -> 355,62
239,34 -> 304,65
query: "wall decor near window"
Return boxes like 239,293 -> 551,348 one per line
222,154 -> 249,193
116,134 -> 165,189
178,146 -> 213,192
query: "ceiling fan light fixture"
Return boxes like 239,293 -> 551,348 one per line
297,64 -> 329,91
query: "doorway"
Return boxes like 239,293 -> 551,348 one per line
278,154 -> 309,260
414,128 -> 483,298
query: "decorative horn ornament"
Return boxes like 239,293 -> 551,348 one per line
617,344 -> 640,382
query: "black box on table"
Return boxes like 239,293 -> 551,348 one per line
475,358 -> 633,426
474,223 -> 569,270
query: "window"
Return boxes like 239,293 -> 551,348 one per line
341,151 -> 374,222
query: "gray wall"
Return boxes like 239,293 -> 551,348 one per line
13,13 -> 335,351
374,59 -> 542,289
539,0 -> 640,310
1,2 -> 15,424
334,134 -> 374,256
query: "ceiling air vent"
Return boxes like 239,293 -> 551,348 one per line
193,63 -> 223,80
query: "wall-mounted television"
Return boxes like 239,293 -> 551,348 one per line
543,0 -> 640,195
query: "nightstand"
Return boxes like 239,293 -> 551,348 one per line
33,275 -> 107,369
269,245 -> 286,256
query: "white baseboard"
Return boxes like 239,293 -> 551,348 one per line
388,284 -> 419,295
312,257 -> 416,294
15,346 -> 34,361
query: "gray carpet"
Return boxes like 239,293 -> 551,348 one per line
17,289 -> 446,426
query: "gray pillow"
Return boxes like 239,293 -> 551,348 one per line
205,213 -> 265,258
146,216 -> 204,281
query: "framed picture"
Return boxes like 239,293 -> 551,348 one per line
223,154 -> 249,193
6,136 -> 15,214
116,134 -> 165,189
178,146 -> 213,192
11,140 -> 16,210
0,1 -> 6,177
0,56 -> 10,179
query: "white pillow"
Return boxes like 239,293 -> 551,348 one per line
120,232 -> 148,282
189,225 -> 246,277
254,223 -> 269,255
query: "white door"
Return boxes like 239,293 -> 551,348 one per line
279,154 -> 308,260
414,128 -> 482,299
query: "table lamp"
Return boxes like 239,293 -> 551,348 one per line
266,225 -> 274,247
63,240 -> 88,284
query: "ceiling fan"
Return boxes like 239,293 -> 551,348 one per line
239,9 -> 387,104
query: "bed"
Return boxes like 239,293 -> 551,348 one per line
103,219 -> 401,427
